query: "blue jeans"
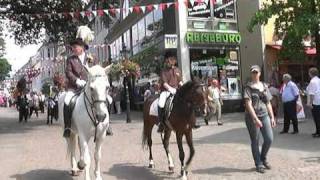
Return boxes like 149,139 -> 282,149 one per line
245,114 -> 274,167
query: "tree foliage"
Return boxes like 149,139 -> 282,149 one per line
0,0 -> 121,46
0,57 -> 11,81
248,0 -> 320,61
0,23 -> 5,57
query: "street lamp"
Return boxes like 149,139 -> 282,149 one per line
120,45 -> 131,123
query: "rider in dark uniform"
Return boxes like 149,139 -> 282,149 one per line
157,53 -> 183,133
63,38 -> 113,137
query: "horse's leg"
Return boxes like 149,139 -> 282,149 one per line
78,136 -> 91,180
176,132 -> 186,177
162,129 -> 174,172
68,133 -> 79,176
147,124 -> 154,168
184,130 -> 195,178
94,133 -> 105,180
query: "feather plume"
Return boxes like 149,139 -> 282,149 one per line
76,26 -> 94,45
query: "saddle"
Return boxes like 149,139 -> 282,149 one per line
65,92 -> 81,118
163,94 -> 174,122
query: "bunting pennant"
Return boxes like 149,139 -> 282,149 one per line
8,1 -> 222,20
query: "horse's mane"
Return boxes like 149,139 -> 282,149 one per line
176,81 -> 197,98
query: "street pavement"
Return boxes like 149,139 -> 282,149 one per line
1,107 -> 320,180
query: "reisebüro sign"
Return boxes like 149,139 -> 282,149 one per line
186,32 -> 241,44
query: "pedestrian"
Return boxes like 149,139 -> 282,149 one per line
112,85 -> 122,115
280,74 -> 300,134
306,67 -> 320,137
38,92 -> 45,113
144,82 -> 152,101
268,83 -> 280,123
205,79 -> 223,126
244,65 -> 276,173
17,94 -> 29,122
29,91 -> 39,118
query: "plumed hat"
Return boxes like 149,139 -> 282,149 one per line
70,26 -> 94,50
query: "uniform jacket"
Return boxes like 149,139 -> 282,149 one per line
65,53 -> 98,90
160,67 -> 182,91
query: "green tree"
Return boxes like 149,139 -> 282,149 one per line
248,0 -> 320,64
0,23 -> 5,57
0,57 -> 11,81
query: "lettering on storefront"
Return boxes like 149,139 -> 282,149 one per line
186,32 -> 241,44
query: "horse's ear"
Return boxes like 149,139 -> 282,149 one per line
105,64 -> 112,74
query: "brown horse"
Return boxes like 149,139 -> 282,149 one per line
142,81 -> 207,179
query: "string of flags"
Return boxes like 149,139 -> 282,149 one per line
10,1 -> 218,20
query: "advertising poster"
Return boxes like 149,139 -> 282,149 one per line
188,0 -> 211,17
227,78 -> 239,95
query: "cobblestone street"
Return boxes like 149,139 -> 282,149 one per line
1,107 -> 320,180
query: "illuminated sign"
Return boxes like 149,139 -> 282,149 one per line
186,32 -> 241,44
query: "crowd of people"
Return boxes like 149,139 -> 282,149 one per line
243,65 -> 320,173
15,90 -> 46,123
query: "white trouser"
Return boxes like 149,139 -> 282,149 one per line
64,91 -> 75,105
158,91 -> 171,108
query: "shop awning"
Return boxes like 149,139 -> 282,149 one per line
267,44 -> 316,55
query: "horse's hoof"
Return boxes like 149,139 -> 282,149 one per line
181,175 -> 188,180
77,161 -> 86,170
71,170 -> 81,176
180,170 -> 188,176
169,166 -> 174,172
148,164 -> 155,168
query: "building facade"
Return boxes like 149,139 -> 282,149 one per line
104,0 -> 266,111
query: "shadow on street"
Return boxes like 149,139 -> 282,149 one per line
104,163 -> 177,180
11,169 -> 72,180
193,166 -> 254,176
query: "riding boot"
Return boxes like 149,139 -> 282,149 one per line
63,104 -> 72,138
157,107 -> 165,133
106,126 -> 113,136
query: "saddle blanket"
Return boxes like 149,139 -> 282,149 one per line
149,98 -> 159,117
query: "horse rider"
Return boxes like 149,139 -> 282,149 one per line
157,53 -> 184,133
63,38 -> 113,138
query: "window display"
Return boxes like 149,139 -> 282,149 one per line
214,0 -> 236,20
190,48 -> 241,100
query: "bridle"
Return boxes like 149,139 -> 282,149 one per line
175,83 -> 207,111
82,76 -> 110,142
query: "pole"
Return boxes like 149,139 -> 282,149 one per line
125,76 -> 131,123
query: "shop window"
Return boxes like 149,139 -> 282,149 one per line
190,48 -> 241,100
138,18 -> 146,44
214,0 -> 236,20
188,0 -> 211,18
153,9 -> 163,37
132,24 -> 139,48
146,12 -> 154,37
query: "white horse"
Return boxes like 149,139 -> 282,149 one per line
58,65 -> 112,180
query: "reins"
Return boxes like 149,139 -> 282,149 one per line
83,84 -> 109,143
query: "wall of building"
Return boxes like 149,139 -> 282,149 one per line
237,0 -> 265,84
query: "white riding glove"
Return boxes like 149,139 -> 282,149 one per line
168,87 -> 177,95
76,79 -> 86,87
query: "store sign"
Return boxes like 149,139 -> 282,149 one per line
164,34 -> 178,49
186,32 -> 241,44
188,0 -> 211,17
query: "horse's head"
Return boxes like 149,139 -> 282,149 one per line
177,81 -> 208,115
190,82 -> 208,115
84,65 -> 112,122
